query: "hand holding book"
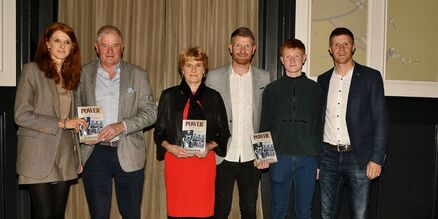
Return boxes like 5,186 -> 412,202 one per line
254,160 -> 270,169
162,140 -> 193,158
192,141 -> 217,158
98,122 -> 125,142
193,150 -> 208,158
250,131 -> 278,164
59,118 -> 88,133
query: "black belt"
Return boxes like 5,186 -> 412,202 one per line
324,142 -> 352,152
99,140 -> 119,147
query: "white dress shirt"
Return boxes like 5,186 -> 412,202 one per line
95,62 -> 121,141
225,67 -> 255,162
323,66 -> 354,145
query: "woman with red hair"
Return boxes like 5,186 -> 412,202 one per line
14,22 -> 87,218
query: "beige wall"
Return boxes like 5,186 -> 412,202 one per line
0,0 -> 16,86
386,0 -> 438,82
309,0 -> 368,77
309,0 -> 438,83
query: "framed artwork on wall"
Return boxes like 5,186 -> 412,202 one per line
296,0 -> 438,98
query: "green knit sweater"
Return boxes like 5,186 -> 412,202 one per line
260,74 -> 323,156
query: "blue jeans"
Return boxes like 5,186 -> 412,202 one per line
270,155 -> 317,219
82,145 -> 145,219
319,148 -> 370,219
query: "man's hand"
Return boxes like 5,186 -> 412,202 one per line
316,168 -> 320,180
254,160 -> 270,169
366,161 -> 382,180
98,122 -> 125,141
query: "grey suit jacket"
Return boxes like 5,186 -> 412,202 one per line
78,60 -> 157,172
206,63 -> 271,164
15,62 -> 80,179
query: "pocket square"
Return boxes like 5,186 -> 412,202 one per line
127,87 -> 135,93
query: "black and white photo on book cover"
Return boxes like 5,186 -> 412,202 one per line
182,119 -> 207,152
77,106 -> 104,143
251,131 -> 278,163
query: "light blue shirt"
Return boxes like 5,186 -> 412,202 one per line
95,61 -> 122,140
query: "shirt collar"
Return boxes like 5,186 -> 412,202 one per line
230,64 -> 252,78
98,60 -> 121,75
332,65 -> 354,79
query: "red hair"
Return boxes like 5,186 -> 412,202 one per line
34,22 -> 81,90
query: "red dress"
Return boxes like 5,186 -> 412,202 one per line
164,99 -> 216,217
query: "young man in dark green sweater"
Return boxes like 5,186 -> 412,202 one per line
259,39 -> 322,219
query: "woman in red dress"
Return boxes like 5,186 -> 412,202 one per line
154,47 -> 230,218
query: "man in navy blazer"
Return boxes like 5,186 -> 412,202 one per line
317,27 -> 389,219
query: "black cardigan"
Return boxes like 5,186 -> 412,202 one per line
154,85 -> 230,161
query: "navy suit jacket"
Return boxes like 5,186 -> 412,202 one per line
317,62 -> 389,169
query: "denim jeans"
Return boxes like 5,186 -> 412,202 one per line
270,155 -> 317,219
82,145 -> 145,219
319,148 -> 370,219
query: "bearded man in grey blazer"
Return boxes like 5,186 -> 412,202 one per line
206,27 -> 271,219
78,25 -> 157,219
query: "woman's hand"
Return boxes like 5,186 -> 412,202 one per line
164,142 -> 193,158
193,141 -> 217,158
193,150 -> 208,158
61,118 -> 88,133
78,165 -> 83,174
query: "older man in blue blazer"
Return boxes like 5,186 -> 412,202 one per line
78,25 -> 157,219
317,27 -> 389,219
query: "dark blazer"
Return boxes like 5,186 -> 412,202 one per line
78,60 -> 157,172
154,85 -> 231,161
15,63 -> 80,179
317,62 -> 389,169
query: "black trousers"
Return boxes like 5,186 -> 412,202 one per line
214,160 -> 261,219
28,181 -> 71,219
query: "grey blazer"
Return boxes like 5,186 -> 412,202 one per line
78,60 -> 157,172
15,62 -> 80,179
205,63 -> 271,164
